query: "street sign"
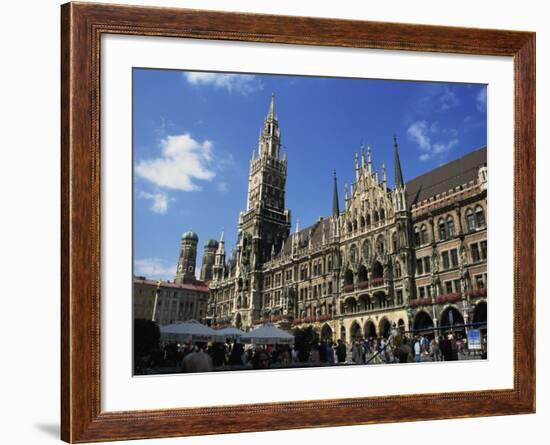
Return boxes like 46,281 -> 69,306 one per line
467,329 -> 482,350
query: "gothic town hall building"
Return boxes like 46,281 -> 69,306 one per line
191,95 -> 487,343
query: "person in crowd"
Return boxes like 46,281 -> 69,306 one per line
430,337 -> 441,361
310,343 -> 320,362
351,340 -> 363,364
228,342 -> 244,366
326,341 -> 335,364
336,339 -> 347,363
181,343 -> 213,373
414,337 -> 422,363
252,350 -> 271,369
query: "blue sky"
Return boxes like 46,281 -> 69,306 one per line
133,69 -> 487,280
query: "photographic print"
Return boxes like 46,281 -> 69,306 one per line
132,69 -> 488,375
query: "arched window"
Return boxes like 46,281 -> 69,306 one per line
353,219 -> 358,231
420,224 -> 429,245
446,216 -> 456,238
362,240 -> 371,262
392,232 -> 398,251
438,218 -> 447,240
380,208 -> 386,222
347,222 -> 353,233
475,205 -> 486,228
376,235 -> 385,255
350,244 -> 358,264
366,214 -> 371,226
360,216 -> 365,228
373,211 -> 379,224
466,208 -> 476,232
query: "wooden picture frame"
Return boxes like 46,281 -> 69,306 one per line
61,2 -> 535,442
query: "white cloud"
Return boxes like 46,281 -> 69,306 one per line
136,133 -> 215,191
407,121 -> 431,151
439,86 -> 460,111
184,72 -> 263,95
407,120 -> 460,161
134,258 -> 176,280
433,139 -> 459,154
139,191 -> 173,214
476,88 -> 487,112
217,182 -> 228,193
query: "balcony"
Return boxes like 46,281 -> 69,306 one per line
408,298 -> 433,307
435,293 -> 462,305
467,288 -> 487,299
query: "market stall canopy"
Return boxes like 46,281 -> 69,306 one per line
160,320 -> 224,343
215,327 -> 247,339
240,323 -> 294,345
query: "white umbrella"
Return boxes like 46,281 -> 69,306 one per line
160,320 -> 223,343
215,327 -> 246,340
240,323 -> 294,345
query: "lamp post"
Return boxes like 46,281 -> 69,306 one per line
151,280 -> 161,322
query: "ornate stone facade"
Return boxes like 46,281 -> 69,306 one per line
201,95 -> 487,341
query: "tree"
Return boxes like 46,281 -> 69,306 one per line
293,326 -> 320,362
134,318 -> 160,371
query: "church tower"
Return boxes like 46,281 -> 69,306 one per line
175,231 -> 199,284
200,238 -> 219,282
232,94 -> 291,327
238,93 -> 291,266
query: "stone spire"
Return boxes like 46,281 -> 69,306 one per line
367,144 -> 372,173
394,135 -> 404,188
267,92 -> 276,121
344,182 -> 349,210
332,170 -> 340,217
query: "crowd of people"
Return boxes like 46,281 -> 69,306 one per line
149,331 -> 486,374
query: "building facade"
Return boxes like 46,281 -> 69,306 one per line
134,231 -> 210,325
201,95 -> 487,342
133,277 -> 209,326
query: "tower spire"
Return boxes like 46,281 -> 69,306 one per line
394,135 -> 404,188
332,170 -> 340,217
267,92 -> 276,121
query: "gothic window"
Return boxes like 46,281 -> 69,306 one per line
420,224 -> 429,244
466,208 -> 476,232
353,219 -> 358,231
438,218 -> 447,241
344,269 -> 354,286
450,249 -> 459,268
376,235 -> 385,255
475,205 -> 486,228
442,251 -> 450,270
380,208 -> 386,222
366,214 -> 371,226
423,257 -> 431,273
327,255 -> 332,271
347,222 -> 353,233
373,211 -> 379,224
357,264 -> 368,283
480,240 -> 487,259
392,232 -> 398,252
446,216 -> 456,237
350,244 -> 358,264
416,258 -> 423,275
360,216 -> 365,228
414,228 -> 421,246
362,240 -> 371,262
